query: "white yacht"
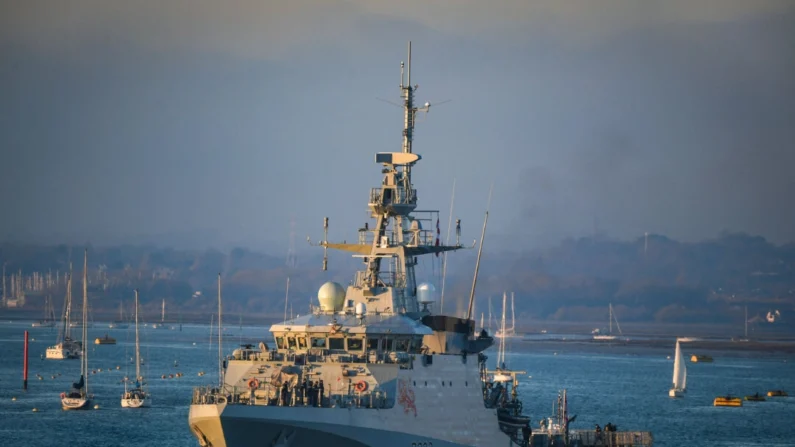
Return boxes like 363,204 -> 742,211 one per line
122,289 -> 149,408
668,339 -> 687,398
61,250 -> 92,410
46,273 -> 82,359
593,303 -> 623,341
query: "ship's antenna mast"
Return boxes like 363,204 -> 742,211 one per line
439,178 -> 456,313
467,184 -> 493,321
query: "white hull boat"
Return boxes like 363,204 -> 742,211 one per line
668,339 -> 687,398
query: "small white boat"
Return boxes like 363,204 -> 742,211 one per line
593,303 -> 623,341
62,251 -> 93,410
121,290 -> 149,408
668,339 -> 687,398
47,275 -> 82,360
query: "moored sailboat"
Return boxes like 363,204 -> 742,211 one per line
61,250 -> 92,410
593,303 -> 623,341
46,272 -> 81,359
668,339 -> 686,398
495,292 -> 519,338
151,298 -> 168,329
32,295 -> 57,328
109,300 -> 129,329
122,289 -> 149,408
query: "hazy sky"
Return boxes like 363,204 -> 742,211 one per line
1,0 -> 794,252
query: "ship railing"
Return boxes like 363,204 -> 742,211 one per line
226,383 -> 395,409
571,430 -> 654,447
206,381 -> 394,410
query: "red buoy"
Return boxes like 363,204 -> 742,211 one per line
23,331 -> 29,390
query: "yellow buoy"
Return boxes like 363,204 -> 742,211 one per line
94,404 -> 100,409
32,408 -> 38,412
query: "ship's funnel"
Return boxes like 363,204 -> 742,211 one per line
318,282 -> 346,312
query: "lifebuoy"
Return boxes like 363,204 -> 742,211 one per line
60,392 -> 66,399
247,378 -> 259,389
355,381 -> 368,392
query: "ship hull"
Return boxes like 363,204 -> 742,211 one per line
191,404 -> 493,447
46,345 -> 80,359
62,397 -> 91,410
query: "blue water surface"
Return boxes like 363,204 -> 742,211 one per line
1,321 -> 793,446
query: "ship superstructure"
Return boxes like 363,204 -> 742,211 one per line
188,42 -> 533,447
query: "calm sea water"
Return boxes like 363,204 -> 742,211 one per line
0,321 -> 793,446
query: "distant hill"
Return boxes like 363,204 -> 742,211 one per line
1,232 -> 793,326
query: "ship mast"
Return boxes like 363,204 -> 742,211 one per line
316,42 -> 465,317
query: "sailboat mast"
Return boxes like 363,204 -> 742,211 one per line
81,250 -> 88,396
609,303 -> 613,335
161,299 -> 165,323
499,292 -> 507,367
217,273 -> 223,388
511,292 -> 516,333
439,178 -> 456,313
283,276 -> 290,322
64,273 -> 72,340
745,305 -> 748,338
134,289 -> 140,380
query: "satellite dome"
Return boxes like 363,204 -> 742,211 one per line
417,283 -> 437,305
355,302 -> 367,317
318,282 -> 346,312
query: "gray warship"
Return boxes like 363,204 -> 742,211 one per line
188,43 -> 653,447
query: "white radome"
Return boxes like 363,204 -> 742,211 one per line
355,302 -> 367,317
318,282 -> 346,312
417,282 -> 437,305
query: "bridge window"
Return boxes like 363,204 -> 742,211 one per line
384,338 -> 394,351
287,337 -> 297,349
367,338 -> 380,351
347,338 -> 364,351
395,339 -> 409,352
276,336 -> 286,350
329,338 -> 345,350
297,337 -> 307,349
310,337 -> 327,348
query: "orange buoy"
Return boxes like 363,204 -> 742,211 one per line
355,381 -> 368,392
247,378 -> 259,389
